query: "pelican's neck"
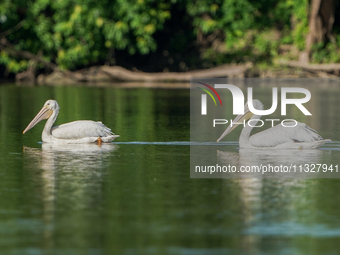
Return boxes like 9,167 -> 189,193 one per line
42,108 -> 58,142
239,114 -> 262,148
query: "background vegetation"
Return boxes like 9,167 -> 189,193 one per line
0,0 -> 339,78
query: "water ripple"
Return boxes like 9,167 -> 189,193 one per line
245,222 -> 340,237
114,141 -> 238,146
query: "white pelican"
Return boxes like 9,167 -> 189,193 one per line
23,99 -> 119,144
217,99 -> 330,149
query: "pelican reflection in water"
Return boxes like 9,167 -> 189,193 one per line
217,99 -> 330,149
23,100 -> 119,144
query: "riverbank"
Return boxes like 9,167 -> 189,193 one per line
3,62 -> 340,87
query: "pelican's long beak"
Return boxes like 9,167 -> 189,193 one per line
217,110 -> 253,142
23,106 -> 53,134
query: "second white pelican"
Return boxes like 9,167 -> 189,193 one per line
217,99 -> 330,149
23,100 -> 119,144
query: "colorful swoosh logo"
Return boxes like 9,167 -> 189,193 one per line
196,82 -> 223,106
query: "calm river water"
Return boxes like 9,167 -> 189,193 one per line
0,81 -> 340,254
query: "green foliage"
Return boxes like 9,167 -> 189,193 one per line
0,0 -> 171,71
185,0 -> 311,64
187,0 -> 256,47
311,42 -> 340,63
0,0 -> 340,74
290,0 -> 309,50
0,52 -> 28,73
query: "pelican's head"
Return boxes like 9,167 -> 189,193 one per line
44,99 -> 59,111
23,99 -> 59,134
244,99 -> 263,113
217,99 -> 263,142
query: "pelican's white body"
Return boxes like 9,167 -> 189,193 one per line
24,100 -> 119,144
217,100 -> 330,149
240,120 -> 329,149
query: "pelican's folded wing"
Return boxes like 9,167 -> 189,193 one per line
51,121 -> 114,140
249,122 -> 324,147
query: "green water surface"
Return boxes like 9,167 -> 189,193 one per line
0,84 -> 339,255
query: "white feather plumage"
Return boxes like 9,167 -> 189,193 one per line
217,99 -> 330,149
23,100 -> 119,144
